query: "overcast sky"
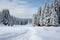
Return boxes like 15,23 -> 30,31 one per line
0,0 -> 52,18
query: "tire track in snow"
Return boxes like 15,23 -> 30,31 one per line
0,29 -> 31,40
28,27 -> 42,40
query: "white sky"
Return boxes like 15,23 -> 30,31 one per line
0,0 -> 52,18
0,0 -> 38,18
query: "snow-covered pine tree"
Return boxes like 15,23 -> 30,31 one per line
50,0 -> 59,26
37,7 -> 41,26
42,2 -> 47,26
32,0 -> 60,26
38,7 -> 43,26
0,12 -> 2,23
1,9 -> 10,25
40,6 -> 45,26
45,3 -> 50,26
32,14 -> 37,27
42,2 -> 50,26
56,0 -> 60,24
32,7 -> 42,26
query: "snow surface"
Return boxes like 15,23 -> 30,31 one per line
0,25 -> 60,40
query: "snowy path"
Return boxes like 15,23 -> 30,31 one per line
0,27 -> 60,40
0,27 -> 31,40
28,27 -> 42,40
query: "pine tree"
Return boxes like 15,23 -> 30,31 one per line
32,14 -> 37,26
50,0 -> 59,26
1,9 -> 10,25
37,7 -> 41,26
0,12 -> 2,23
42,2 -> 50,26
32,0 -> 60,26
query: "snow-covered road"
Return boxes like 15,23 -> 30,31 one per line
0,26 -> 60,40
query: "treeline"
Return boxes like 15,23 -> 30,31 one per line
32,0 -> 60,26
0,9 -> 32,26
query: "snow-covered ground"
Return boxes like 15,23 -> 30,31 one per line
0,25 -> 60,40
